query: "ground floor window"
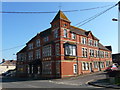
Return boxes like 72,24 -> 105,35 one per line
56,62 -> 60,74
106,61 -> 111,67
42,62 -> 52,74
73,64 -> 77,74
100,62 -> 105,68
94,61 -> 98,68
82,62 -> 89,70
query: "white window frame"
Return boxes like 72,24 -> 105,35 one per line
64,29 -> 67,38
73,64 -> 77,74
71,33 -> 76,39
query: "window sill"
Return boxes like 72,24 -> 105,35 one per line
65,56 -> 76,59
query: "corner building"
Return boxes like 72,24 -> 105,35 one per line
16,10 -> 112,78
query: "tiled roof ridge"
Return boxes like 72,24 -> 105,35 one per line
70,25 -> 87,32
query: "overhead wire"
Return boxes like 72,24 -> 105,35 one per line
0,44 -> 25,52
75,3 -> 118,27
0,4 -> 114,14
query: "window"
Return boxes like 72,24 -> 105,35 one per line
65,44 -> 76,56
82,62 -> 89,70
86,63 -> 89,70
54,29 -> 58,38
44,36 -> 49,42
94,62 -> 98,68
35,49 -> 40,59
64,29 -> 67,38
42,62 -> 52,74
28,52 -> 33,60
96,50 -> 99,58
36,39 -> 40,47
100,62 -> 105,68
73,64 -> 77,74
82,37 -> 86,44
89,49 -> 94,57
38,66 -> 40,74
42,45 -> 51,57
27,65 -> 30,74
88,39 -> 93,46
71,33 -> 76,39
56,62 -> 60,74
28,43 -> 33,50
94,41 -> 98,47
82,48 -> 87,57
106,61 -> 111,67
55,43 -> 60,56
105,52 -> 108,58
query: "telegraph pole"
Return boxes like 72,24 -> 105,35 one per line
118,1 -> 120,53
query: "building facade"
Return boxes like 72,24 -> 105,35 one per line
0,59 -> 16,74
112,53 -> 120,65
16,10 -> 112,78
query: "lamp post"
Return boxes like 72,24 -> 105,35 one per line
112,1 -> 120,53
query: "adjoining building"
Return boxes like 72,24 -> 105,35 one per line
112,53 -> 120,65
0,59 -> 16,75
16,10 -> 112,78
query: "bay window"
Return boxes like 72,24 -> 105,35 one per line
65,44 -> 76,56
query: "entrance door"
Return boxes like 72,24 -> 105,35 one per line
98,62 -> 101,71
90,63 -> 93,72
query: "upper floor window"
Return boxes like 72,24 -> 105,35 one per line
55,43 -> 60,56
17,53 -> 26,61
28,52 -> 33,60
44,36 -> 49,42
28,43 -> 33,50
82,37 -> 87,44
94,41 -> 98,47
90,49 -> 94,57
64,29 -> 67,38
95,50 -> 99,58
88,39 -> 93,46
36,39 -> 40,47
99,51 -> 104,58
82,48 -> 87,58
64,24 -> 67,26
42,45 -> 51,57
35,49 -> 41,59
65,44 -> 76,56
54,29 -> 58,38
71,33 -> 76,39
105,52 -> 108,58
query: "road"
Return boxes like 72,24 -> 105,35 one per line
1,72 -> 107,89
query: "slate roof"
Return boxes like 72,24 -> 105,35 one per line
98,43 -> 110,51
1,60 -> 16,66
70,25 -> 99,40
51,10 -> 71,23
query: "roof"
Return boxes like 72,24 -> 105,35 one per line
98,43 -> 111,51
51,10 -> 71,23
40,28 -> 51,37
105,46 -> 112,51
0,60 -> 16,66
70,25 -> 99,40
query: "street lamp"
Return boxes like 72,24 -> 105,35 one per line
112,18 -> 120,21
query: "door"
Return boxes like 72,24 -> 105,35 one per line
90,63 -> 93,72
98,62 -> 101,71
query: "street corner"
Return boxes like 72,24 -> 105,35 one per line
88,79 -> 120,89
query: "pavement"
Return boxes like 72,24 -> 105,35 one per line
1,71 -> 120,89
88,78 -> 120,89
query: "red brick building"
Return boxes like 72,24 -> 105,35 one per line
16,10 -> 112,78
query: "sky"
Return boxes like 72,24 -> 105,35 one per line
1,2 -> 119,62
